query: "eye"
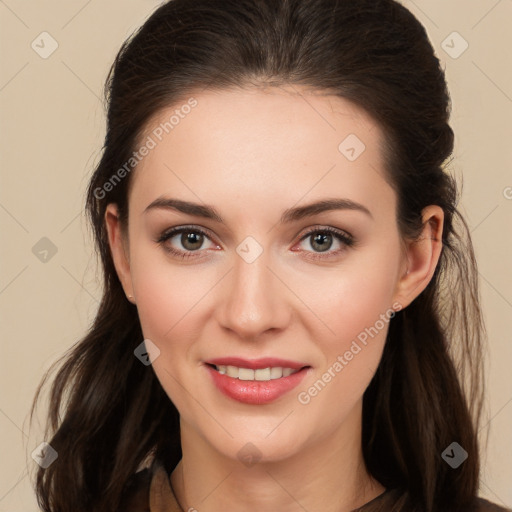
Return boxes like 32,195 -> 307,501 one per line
294,226 -> 355,260
156,225 -> 219,260
156,225 -> 355,261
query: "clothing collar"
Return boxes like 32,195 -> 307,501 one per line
148,463 -> 392,512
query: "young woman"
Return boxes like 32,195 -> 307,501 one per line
30,0 -> 511,511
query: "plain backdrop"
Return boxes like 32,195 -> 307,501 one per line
0,0 -> 511,509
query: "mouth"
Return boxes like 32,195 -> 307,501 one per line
206,363 -> 307,381
204,358 -> 312,405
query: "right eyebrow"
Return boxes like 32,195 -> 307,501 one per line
144,197 -> 223,222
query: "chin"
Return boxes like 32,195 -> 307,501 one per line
210,427 -> 309,466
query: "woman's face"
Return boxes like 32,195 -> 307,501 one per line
107,85 -> 431,465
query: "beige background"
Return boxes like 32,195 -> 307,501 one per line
1,0 -> 511,509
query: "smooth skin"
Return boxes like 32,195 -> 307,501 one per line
105,85 -> 443,512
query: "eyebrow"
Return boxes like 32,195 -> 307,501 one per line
144,197 -> 373,223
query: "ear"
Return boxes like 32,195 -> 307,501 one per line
392,205 -> 444,310
105,203 -> 136,303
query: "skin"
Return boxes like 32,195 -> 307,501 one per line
105,85 -> 443,512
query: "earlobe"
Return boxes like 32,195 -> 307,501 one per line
392,205 -> 444,309
104,204 -> 135,303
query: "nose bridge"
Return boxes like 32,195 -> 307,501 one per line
219,244 -> 290,338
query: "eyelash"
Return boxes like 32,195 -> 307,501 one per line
155,225 -> 355,261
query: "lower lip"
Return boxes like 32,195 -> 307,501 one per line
205,365 -> 310,405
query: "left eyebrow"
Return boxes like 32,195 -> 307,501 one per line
143,197 -> 373,223
280,198 -> 373,222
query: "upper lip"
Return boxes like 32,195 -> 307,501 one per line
205,357 -> 310,370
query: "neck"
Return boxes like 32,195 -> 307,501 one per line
170,400 -> 385,512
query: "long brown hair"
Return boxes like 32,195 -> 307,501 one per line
30,1 -> 486,510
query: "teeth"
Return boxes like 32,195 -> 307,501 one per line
214,365 -> 300,381
238,367 -> 254,380
226,365 -> 238,378
270,367 -> 283,379
255,368 -> 270,381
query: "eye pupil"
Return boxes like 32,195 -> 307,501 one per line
311,233 -> 332,252
182,232 -> 203,250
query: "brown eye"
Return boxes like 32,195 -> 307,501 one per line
180,231 -> 205,251
295,226 -> 355,260
309,232 -> 334,252
156,226 -> 218,260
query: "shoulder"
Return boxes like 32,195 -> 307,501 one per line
116,474 -> 512,512
357,489 -> 512,512
472,497 -> 512,512
118,468 -> 152,512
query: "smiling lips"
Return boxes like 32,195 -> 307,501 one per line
204,357 -> 311,404
215,365 -> 299,380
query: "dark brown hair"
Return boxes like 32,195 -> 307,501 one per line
30,0 -> 487,510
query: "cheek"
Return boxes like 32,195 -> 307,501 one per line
293,248 -> 400,349
129,243 -> 212,341
332,270 -> 397,343
296,286 -> 393,432
292,247 -> 399,414
129,251 -> 206,415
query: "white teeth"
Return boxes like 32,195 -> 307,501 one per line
255,368 -> 271,381
214,365 -> 300,380
226,365 -> 238,378
270,367 -> 283,379
238,368 -> 255,380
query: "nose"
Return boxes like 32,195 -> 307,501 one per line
215,248 -> 292,340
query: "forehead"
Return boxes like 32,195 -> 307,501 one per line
129,85 -> 394,219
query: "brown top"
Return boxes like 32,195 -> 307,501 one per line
119,463 -> 512,512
